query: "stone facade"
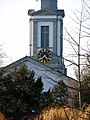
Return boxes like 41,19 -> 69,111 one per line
29,9 -> 66,74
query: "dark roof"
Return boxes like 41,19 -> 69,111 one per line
4,56 -> 77,82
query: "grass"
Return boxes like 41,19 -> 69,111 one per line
34,105 -> 90,120
0,112 -> 6,120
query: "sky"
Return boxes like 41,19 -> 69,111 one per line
0,0 -> 83,78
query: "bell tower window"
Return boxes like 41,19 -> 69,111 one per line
41,26 -> 49,48
37,22 -> 53,51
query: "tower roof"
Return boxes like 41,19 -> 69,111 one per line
28,9 -> 65,18
41,0 -> 57,11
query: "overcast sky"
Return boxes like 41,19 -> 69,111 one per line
0,0 -> 82,78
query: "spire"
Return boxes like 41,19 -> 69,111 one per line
41,0 -> 57,11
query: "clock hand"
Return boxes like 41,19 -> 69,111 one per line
38,55 -> 47,60
44,55 -> 48,59
41,55 -> 45,59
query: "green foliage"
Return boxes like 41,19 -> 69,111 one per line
41,88 -> 53,108
40,80 -> 68,108
38,81 -> 68,109
0,63 -> 43,114
51,80 -> 68,107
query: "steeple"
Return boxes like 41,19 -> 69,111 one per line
41,0 -> 57,11
28,0 -> 67,75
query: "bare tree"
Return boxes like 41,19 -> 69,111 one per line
63,0 -> 90,108
0,45 -> 6,67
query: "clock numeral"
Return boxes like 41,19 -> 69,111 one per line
38,57 -> 42,60
44,60 -> 46,63
44,49 -> 46,52
40,59 -> 43,63
48,57 -> 51,60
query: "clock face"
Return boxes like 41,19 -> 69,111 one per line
38,48 -> 52,63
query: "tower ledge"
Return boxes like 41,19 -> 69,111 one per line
28,9 -> 65,18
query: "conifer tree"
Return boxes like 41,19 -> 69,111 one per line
0,63 -> 43,114
51,80 -> 68,106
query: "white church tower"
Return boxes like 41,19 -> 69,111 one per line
5,0 -> 77,92
28,0 -> 66,75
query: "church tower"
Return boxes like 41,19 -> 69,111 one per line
28,0 -> 67,75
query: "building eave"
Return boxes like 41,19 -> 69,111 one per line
28,9 -> 65,17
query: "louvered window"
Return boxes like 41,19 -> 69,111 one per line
41,26 -> 49,48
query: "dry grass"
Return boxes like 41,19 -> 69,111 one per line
78,105 -> 90,120
0,112 -> 6,120
34,105 -> 90,120
1,105 -> 90,120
